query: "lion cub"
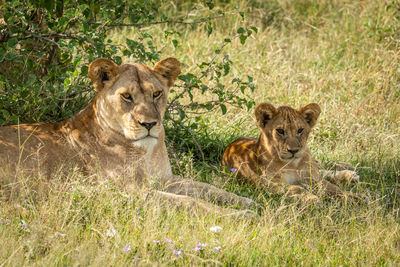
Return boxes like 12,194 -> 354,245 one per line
222,102 -> 359,200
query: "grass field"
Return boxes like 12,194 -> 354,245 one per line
1,0 -> 400,265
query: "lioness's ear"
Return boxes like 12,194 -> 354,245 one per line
299,103 -> 321,128
254,103 -> 277,128
88,58 -> 119,91
153,57 -> 181,87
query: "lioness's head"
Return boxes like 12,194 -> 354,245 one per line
88,57 -> 180,144
254,102 -> 321,162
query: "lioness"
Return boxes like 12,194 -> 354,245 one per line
0,57 -> 254,215
222,102 -> 359,200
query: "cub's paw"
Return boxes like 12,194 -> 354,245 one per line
335,170 -> 360,184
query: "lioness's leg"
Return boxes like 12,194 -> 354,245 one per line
157,176 -> 255,209
331,162 -> 356,171
149,190 -> 256,219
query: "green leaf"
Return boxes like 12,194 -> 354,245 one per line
220,104 -> 227,115
7,38 -> 18,48
42,0 -> 54,12
172,39 -> 178,48
239,34 -> 247,45
178,109 -> 186,120
237,27 -> 245,34
114,56 -> 122,65
203,0 -> 214,10
81,66 -> 88,76
1,109 -> 10,119
200,84 -> 208,93
207,24 -> 213,36
4,12 -> 12,23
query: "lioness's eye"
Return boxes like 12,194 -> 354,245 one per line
276,129 -> 285,135
121,93 -> 133,102
153,91 -> 162,98
297,128 -> 304,134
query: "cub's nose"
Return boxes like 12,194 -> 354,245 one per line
288,149 -> 299,155
139,121 -> 157,130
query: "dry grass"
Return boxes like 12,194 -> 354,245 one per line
1,0 -> 400,265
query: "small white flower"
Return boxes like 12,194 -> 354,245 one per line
55,232 -> 66,237
210,226 -> 223,233
106,228 -> 116,237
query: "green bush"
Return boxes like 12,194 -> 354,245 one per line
0,0 -> 256,161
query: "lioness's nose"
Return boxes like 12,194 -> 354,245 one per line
139,121 -> 157,130
288,149 -> 299,155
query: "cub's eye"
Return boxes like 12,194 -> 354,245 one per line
297,128 -> 304,134
121,93 -> 133,102
276,129 -> 285,135
153,91 -> 162,98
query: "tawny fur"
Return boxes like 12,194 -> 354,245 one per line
0,57 -> 255,216
222,102 -> 359,200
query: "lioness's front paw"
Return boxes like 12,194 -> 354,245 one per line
332,162 -> 356,171
238,197 -> 260,211
336,170 -> 360,184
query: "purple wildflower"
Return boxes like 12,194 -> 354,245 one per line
19,220 -> 29,230
164,238 -> 172,243
173,249 -> 182,257
197,242 -> 207,248
193,242 -> 207,251
153,240 -> 160,245
193,246 -> 201,252
213,246 -> 222,253
0,218 -> 10,224
230,168 -> 237,172
55,232 -> 66,237
123,245 -> 131,252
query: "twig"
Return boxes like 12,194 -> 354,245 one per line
41,36 -> 59,47
88,15 -> 224,28
0,33 -> 81,42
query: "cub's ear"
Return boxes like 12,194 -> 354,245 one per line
298,103 -> 321,128
254,103 -> 277,128
88,58 -> 119,91
153,57 -> 181,87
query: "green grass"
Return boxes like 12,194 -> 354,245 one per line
1,0 -> 400,265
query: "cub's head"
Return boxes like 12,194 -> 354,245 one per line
254,102 -> 321,162
88,57 -> 180,144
